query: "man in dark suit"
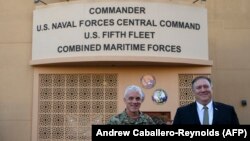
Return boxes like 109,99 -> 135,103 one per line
173,76 -> 239,125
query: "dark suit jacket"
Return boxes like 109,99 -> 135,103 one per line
173,102 -> 239,125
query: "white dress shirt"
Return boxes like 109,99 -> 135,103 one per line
196,101 -> 213,125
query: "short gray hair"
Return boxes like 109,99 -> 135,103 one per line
124,85 -> 144,101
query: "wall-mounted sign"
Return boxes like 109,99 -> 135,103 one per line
32,1 -> 208,65
140,74 -> 156,89
152,89 -> 168,104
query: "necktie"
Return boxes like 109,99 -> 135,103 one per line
203,106 -> 209,125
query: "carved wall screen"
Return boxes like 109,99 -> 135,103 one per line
178,74 -> 210,106
38,74 -> 118,141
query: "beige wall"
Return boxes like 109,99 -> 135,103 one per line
32,66 -> 210,115
207,0 -> 250,124
0,0 -> 33,141
0,0 -> 250,141
31,66 -> 210,140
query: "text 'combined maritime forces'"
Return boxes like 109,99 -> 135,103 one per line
57,44 -> 181,53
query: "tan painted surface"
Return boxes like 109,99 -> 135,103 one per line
32,66 -> 211,115
207,0 -> 250,124
31,66 -> 211,141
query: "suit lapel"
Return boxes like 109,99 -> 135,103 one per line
212,102 -> 219,124
191,102 -> 201,125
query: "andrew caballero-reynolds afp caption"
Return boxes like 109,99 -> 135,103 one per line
95,128 -> 220,138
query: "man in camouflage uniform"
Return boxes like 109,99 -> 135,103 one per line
106,85 -> 155,125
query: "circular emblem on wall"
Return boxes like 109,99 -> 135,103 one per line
152,89 -> 168,104
140,74 -> 156,89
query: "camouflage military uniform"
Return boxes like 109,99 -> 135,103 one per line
106,110 -> 155,125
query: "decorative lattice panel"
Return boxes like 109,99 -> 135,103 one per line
178,74 -> 210,106
38,74 -> 118,141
